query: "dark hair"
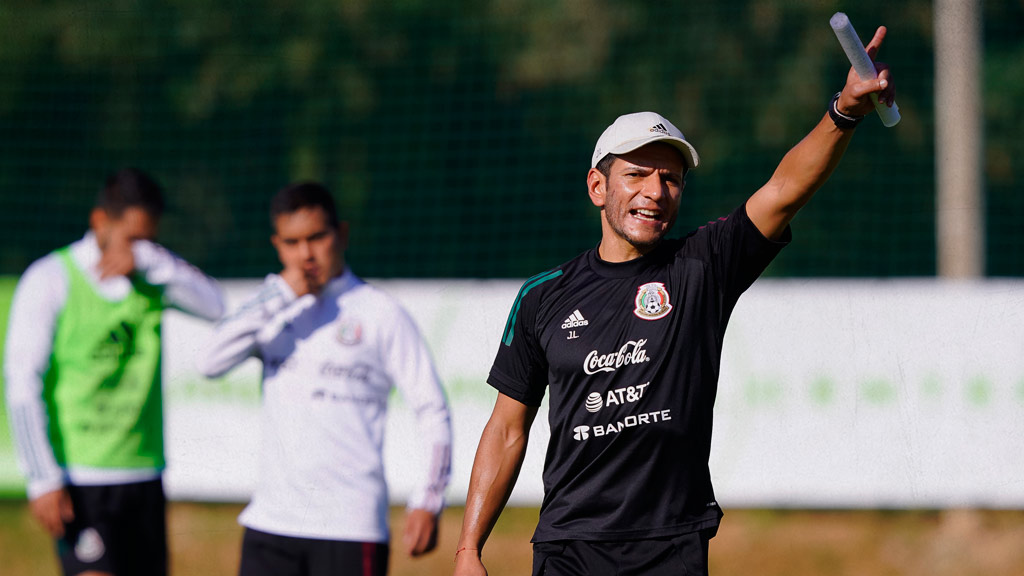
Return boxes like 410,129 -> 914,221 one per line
97,168 -> 165,218
269,181 -> 340,228
596,153 -> 618,178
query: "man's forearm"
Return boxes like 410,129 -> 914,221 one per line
769,114 -> 853,209
197,312 -> 264,378
747,25 -> 893,242
198,278 -> 296,377
6,393 -> 64,498
457,407 -> 535,553
134,240 -> 225,321
747,113 -> 855,240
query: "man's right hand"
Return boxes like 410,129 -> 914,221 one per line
30,488 -> 74,538
453,549 -> 487,576
280,266 -> 322,298
97,235 -> 136,279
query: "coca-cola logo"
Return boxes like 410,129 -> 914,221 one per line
583,339 -> 651,375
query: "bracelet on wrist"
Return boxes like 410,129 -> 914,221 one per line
828,91 -> 864,130
454,546 -> 479,563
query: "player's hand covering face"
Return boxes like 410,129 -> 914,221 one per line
589,142 -> 685,262
272,206 -> 346,297
91,206 -> 159,279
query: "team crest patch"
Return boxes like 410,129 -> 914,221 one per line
74,527 -> 105,563
336,318 -> 363,345
633,282 -> 672,320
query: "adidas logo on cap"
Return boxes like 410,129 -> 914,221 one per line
562,310 -> 589,329
591,111 -> 700,170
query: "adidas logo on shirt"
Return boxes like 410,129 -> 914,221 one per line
561,310 -> 589,329
649,123 -> 670,135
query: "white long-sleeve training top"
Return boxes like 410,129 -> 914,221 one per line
4,232 -> 225,499
198,269 -> 452,543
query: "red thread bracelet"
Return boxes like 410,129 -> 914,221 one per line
454,546 -> 479,562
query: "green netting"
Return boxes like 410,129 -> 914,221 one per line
0,1 -> 1020,279
984,1 -> 1024,277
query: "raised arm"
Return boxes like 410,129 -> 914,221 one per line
198,276 -> 304,378
454,393 -> 538,576
746,26 -> 895,241
132,240 -> 225,321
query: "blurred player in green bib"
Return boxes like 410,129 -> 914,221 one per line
4,168 -> 225,576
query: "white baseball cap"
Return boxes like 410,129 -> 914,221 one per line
591,111 -> 699,171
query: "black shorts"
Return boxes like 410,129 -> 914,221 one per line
239,527 -> 389,576
532,529 -> 715,576
58,478 -> 167,576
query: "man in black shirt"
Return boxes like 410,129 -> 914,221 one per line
454,27 -> 895,576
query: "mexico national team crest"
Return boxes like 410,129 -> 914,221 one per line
336,317 -> 363,345
634,282 -> 672,320
74,527 -> 105,563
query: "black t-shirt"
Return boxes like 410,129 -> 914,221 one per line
488,203 -> 790,542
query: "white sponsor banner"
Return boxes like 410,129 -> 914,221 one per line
163,279 -> 1024,508
715,280 -> 1024,508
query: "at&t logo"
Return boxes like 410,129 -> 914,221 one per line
585,383 -> 650,413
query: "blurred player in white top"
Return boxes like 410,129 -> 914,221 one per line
200,182 -> 452,576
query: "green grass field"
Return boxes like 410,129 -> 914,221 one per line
2,502 -> 1024,575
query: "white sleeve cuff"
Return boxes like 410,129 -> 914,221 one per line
26,477 -> 66,501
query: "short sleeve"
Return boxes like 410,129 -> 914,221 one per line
486,277 -> 552,407
690,202 -> 790,299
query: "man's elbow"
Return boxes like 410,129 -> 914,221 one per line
199,298 -> 227,323
210,300 -> 227,321
196,356 -> 228,380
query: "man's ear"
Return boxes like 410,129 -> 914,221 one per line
89,207 -> 108,233
587,168 -> 607,208
89,208 -> 112,250
270,234 -> 289,269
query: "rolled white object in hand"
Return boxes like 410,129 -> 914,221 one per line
830,12 -> 900,127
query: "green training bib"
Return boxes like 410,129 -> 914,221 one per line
43,247 -> 165,470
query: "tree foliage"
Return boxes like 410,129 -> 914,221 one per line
0,1 -> 1018,277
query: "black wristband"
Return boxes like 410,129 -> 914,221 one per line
828,91 -> 864,130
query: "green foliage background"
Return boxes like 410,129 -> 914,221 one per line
0,0 -> 1020,278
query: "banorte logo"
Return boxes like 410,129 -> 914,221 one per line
583,339 -> 650,375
